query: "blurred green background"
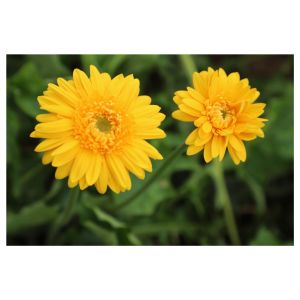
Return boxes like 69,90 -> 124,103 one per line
6,55 -> 294,245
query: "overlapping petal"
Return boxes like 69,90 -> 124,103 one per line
172,67 -> 267,164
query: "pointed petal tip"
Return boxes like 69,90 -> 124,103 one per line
89,64 -> 100,74
155,153 -> 163,160
30,131 -> 37,138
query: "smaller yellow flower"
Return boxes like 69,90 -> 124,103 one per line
172,67 -> 267,165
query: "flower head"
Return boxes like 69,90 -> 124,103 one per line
172,67 -> 267,164
31,65 -> 166,193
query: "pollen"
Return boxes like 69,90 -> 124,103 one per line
72,100 -> 131,154
206,100 -> 236,131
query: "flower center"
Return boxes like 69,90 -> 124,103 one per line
96,117 -> 112,133
73,100 -> 131,154
207,101 -> 236,129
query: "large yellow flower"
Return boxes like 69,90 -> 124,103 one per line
172,67 -> 267,164
31,65 -> 166,193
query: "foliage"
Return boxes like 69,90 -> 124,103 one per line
6,55 -> 294,245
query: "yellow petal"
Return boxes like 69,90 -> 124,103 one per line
55,160 -> 73,179
134,116 -> 165,129
123,146 -> 152,172
228,144 -> 240,165
40,104 -> 74,117
30,129 -> 72,139
117,76 -> 140,110
132,139 -> 163,160
179,104 -> 200,117
73,68 -> 93,99
52,145 -> 79,167
173,95 -> 182,105
106,154 -> 131,190
107,173 -> 121,194
69,149 -> 91,182
90,65 -> 111,99
95,158 -> 109,194
68,177 -> 78,188
203,140 -> 213,163
119,153 -> 145,180
229,135 -> 245,152
194,116 -> 207,127
48,81 -> 79,107
194,133 -> 212,147
236,132 -> 258,141
136,95 -> 151,105
227,72 -> 240,86
187,87 -> 205,103
35,119 -> 73,133
36,113 -> 58,123
187,145 -> 203,156
202,121 -> 212,133
219,136 -> 228,161
51,139 -> 79,156
136,128 -> 166,140
79,177 -> 89,190
86,154 -> 102,185
211,135 -> 221,158
107,74 -> 126,98
38,95 -> 74,117
175,90 -> 190,102
172,110 -> 196,122
235,143 -> 247,162
42,151 -> 53,165
131,104 -> 161,116
243,102 -> 266,117
185,128 -> 199,145
34,138 -> 65,152
182,98 -> 204,112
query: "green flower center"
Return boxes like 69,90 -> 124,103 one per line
96,117 -> 112,133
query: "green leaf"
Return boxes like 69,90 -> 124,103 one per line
7,202 -> 59,236
239,83 -> 293,185
13,92 -> 41,118
91,206 -> 125,229
8,62 -> 46,118
131,221 -> 201,236
116,176 -> 175,217
106,55 -> 127,74
6,108 -> 20,165
116,228 -> 142,245
264,84 -> 293,160
84,221 -> 118,245
82,192 -> 141,245
80,55 -> 103,73
7,108 -> 23,198
250,227 -> 280,245
81,192 -> 125,228
27,55 -> 69,78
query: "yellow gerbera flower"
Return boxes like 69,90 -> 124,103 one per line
31,65 -> 166,193
172,67 -> 267,165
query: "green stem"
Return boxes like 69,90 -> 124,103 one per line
180,54 -> 240,244
19,163 -> 44,185
180,54 -> 198,76
48,187 -> 80,243
211,160 -> 240,245
111,143 -> 186,211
